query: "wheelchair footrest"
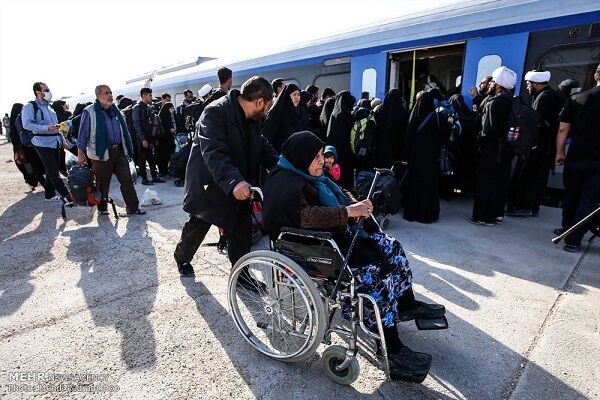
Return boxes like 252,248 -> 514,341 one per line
415,316 -> 448,330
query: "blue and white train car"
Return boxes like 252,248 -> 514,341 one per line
109,0 -> 600,109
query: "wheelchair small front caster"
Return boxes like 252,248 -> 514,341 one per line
322,345 -> 360,385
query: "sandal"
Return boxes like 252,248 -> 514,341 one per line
98,210 -> 110,215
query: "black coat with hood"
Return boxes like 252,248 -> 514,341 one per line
261,84 -> 308,152
182,90 -> 278,231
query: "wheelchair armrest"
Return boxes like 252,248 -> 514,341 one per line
280,227 -> 333,240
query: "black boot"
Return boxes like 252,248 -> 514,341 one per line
397,300 -> 446,321
388,346 -> 432,383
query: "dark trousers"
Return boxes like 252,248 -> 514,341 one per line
509,150 -> 553,212
174,207 -> 252,268
21,145 -> 48,192
155,137 -> 175,176
561,160 -> 600,246
137,141 -> 157,180
34,146 -> 70,198
91,147 -> 140,212
472,147 -> 512,222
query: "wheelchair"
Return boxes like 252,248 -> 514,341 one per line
227,170 -> 448,385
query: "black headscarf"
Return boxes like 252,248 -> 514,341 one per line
281,130 -> 324,173
118,97 -> 133,110
449,94 -> 478,131
263,131 -> 324,236
51,100 -> 71,122
407,91 -> 436,136
326,91 -> 356,188
261,83 -> 306,151
9,103 -> 23,149
374,88 -> 409,167
71,103 -> 87,118
319,97 -> 335,127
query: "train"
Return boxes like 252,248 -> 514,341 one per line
69,0 -> 600,196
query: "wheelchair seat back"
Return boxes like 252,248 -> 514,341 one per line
275,230 -> 344,280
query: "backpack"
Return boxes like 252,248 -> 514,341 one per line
353,170 -> 402,216
351,113 -> 376,160
506,97 -> 542,156
67,165 -> 119,218
15,101 -> 60,146
151,113 -> 163,138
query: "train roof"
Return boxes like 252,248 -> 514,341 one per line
87,0 -> 600,97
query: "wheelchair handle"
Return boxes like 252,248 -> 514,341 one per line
250,186 -> 263,202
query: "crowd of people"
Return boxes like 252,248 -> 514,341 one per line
5,62 -> 599,254
4,61 -> 599,382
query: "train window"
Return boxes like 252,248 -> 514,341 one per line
362,68 -> 377,99
539,43 -> 600,91
476,55 -> 502,84
314,73 -> 351,93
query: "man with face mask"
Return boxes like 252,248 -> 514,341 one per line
22,82 -> 73,205
76,85 -> 144,216
174,76 -> 278,276
507,70 -> 564,217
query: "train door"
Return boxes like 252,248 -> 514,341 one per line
460,32 -> 530,107
388,43 -> 465,107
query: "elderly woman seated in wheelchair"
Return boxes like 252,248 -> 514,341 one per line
227,131 -> 446,385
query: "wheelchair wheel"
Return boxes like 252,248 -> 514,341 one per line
228,250 -> 327,363
322,345 -> 360,385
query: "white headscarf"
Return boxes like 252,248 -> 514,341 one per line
524,70 -> 551,83
492,66 -> 517,90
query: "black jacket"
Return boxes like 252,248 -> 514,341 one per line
132,101 -> 153,142
531,87 -> 563,156
480,91 -> 513,159
182,90 -> 279,231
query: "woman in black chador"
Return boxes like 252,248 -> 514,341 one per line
156,102 -> 181,176
326,91 -> 356,189
261,83 -> 308,152
449,94 -> 480,194
374,88 -> 409,168
263,131 -> 445,382
402,92 -> 445,223
318,97 -> 335,142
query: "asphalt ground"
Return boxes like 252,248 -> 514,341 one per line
0,137 -> 598,399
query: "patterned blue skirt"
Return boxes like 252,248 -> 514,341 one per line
341,231 -> 413,329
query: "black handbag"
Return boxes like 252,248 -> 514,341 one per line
439,147 -> 454,177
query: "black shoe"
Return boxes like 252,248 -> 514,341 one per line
553,228 -> 565,236
388,346 -> 432,383
141,179 -> 154,186
397,301 -> 446,322
563,244 -> 581,253
151,177 -> 166,183
178,262 -> 195,277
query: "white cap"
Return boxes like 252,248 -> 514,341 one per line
524,70 -> 551,83
198,83 -> 212,98
492,66 -> 517,90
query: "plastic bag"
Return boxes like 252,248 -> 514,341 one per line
64,151 -> 78,170
129,159 -> 138,184
140,188 -> 162,207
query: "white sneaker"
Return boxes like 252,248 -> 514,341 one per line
45,195 -> 61,202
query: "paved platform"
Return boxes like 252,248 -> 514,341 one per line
0,138 -> 598,399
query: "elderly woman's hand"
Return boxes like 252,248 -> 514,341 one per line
346,200 -> 373,218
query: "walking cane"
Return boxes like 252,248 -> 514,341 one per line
552,205 -> 600,244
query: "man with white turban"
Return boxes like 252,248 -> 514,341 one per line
471,66 -> 517,226
507,69 -> 564,217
